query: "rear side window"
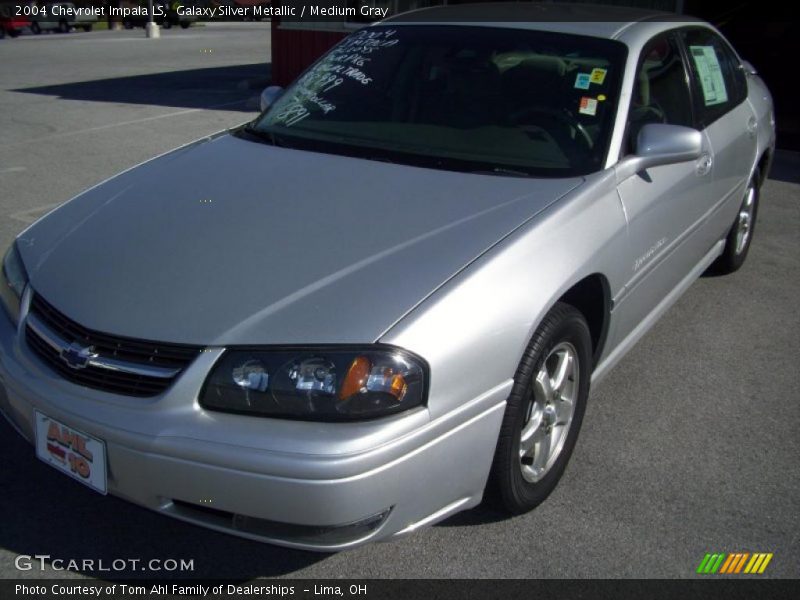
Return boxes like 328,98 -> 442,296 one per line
680,28 -> 747,128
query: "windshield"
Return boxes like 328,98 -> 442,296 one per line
249,26 -> 627,177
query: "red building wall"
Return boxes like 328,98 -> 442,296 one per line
270,21 -> 347,86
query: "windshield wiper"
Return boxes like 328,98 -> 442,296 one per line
471,167 -> 533,178
238,124 -> 283,147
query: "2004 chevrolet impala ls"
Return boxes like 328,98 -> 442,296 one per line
0,4 -> 775,550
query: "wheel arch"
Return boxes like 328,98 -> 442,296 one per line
755,147 -> 772,188
556,273 -> 611,368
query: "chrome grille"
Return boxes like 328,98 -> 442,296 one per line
25,293 -> 202,397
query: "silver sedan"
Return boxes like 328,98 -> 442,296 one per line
0,4 -> 775,550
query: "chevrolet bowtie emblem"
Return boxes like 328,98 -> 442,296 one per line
60,342 -> 97,370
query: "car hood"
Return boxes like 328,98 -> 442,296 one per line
18,133 -> 582,345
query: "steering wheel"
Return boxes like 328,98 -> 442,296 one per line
510,106 -> 595,156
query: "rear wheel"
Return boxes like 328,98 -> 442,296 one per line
488,302 -> 592,513
711,171 -> 760,274
58,19 -> 69,33
180,21 -> 190,29
31,21 -> 41,34
82,24 -> 92,32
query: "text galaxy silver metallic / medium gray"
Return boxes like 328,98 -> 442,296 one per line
0,3 -> 775,550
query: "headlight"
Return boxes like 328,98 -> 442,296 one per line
1,242 -> 28,325
200,347 -> 427,421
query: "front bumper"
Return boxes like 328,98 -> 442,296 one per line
0,307 -> 508,551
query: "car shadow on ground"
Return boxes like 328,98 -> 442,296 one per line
11,64 -> 271,113
0,418 -> 324,580
434,504 -> 510,528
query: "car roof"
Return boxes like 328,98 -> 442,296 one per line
383,2 -> 703,41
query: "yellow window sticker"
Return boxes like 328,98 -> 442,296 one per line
590,68 -> 607,85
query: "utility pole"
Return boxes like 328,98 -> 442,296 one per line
146,0 -> 160,38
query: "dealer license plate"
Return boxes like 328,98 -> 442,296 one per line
34,410 -> 107,494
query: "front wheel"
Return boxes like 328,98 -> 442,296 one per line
58,19 -> 69,33
488,302 -> 592,513
82,24 -> 92,32
31,21 -> 41,34
711,172 -> 760,274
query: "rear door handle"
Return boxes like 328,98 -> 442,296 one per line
696,152 -> 713,176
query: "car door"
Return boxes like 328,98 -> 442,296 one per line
679,27 -> 758,249
613,30 -> 716,343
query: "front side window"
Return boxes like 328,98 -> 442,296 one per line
680,28 -> 747,127
625,31 -> 694,153
248,26 -> 627,177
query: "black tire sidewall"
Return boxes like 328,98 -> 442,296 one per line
492,303 -> 592,513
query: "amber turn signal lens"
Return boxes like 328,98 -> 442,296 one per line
339,356 -> 372,400
388,371 -> 407,401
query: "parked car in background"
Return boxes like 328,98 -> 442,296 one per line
0,4 -> 30,37
29,2 -> 97,34
0,4 -> 775,551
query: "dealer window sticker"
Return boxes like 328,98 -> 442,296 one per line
574,73 -> 591,90
589,68 -> 607,85
690,45 -> 728,106
579,97 -> 598,116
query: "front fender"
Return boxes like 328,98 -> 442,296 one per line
380,169 -> 628,422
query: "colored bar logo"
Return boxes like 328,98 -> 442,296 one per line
696,552 -> 773,574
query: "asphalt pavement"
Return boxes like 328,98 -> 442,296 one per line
0,22 -> 798,580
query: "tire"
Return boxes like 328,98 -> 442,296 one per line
31,21 -> 41,34
711,170 -> 760,275
82,24 -> 92,32
488,302 -> 592,514
162,19 -> 172,29
180,22 -> 190,29
8,29 -> 20,38
58,19 -> 69,33
123,20 -> 133,29
0,27 -> 5,40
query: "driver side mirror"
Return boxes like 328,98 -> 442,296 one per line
260,86 -> 285,112
615,123 -> 703,182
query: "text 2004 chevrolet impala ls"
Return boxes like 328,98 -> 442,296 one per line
0,4 -> 774,550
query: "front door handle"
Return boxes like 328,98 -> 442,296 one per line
747,116 -> 758,138
696,152 -> 713,176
